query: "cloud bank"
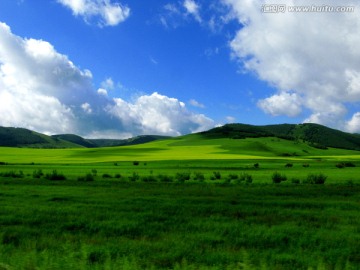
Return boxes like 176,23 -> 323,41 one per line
0,22 -> 214,138
57,0 -> 130,26
223,0 -> 360,132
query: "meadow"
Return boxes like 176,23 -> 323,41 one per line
0,136 -> 360,269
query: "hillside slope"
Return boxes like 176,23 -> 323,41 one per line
0,127 -> 81,148
0,127 -> 170,148
202,123 -> 360,151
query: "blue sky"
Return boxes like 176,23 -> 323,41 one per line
0,0 -> 360,138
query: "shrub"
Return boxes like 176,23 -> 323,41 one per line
213,171 -> 221,180
305,173 -> 327,184
102,173 -> 112,178
45,170 -> 66,181
114,173 -> 122,179
285,163 -> 293,168
344,162 -> 356,167
227,174 -> 238,180
272,172 -> 287,184
141,175 -> 157,182
336,162 -> 356,168
133,161 -> 139,166
193,172 -> 205,181
91,169 -> 97,176
157,174 -> 173,182
291,178 -> 300,184
175,172 -> 191,182
254,163 -> 259,169
336,163 -> 345,169
78,173 -> 94,182
0,170 -> 24,178
302,163 -> 310,168
128,172 -> 140,182
239,173 -> 253,183
32,169 -> 44,179
0,162 -> 7,165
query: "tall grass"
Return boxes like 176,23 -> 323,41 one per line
0,180 -> 359,269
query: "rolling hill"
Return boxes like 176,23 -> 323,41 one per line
1,123 -> 360,152
0,127 -> 170,148
201,123 -> 360,151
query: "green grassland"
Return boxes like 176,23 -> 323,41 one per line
0,134 -> 360,269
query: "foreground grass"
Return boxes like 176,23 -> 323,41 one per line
0,179 -> 359,269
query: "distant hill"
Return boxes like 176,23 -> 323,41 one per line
0,127 -> 81,148
89,135 -> 171,147
201,123 -> 360,151
52,134 -> 97,148
2,123 -> 360,151
0,126 -> 171,148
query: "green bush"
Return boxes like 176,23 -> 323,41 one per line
102,173 -> 112,178
175,172 -> 191,182
336,163 -> 345,169
272,172 -> 287,184
32,169 -> 44,178
285,163 -> 293,168
336,162 -> 356,168
78,173 -> 94,182
45,170 -> 66,181
304,173 -> 327,184
291,178 -> 301,184
128,172 -> 140,182
227,174 -> 238,180
193,172 -> 205,181
302,163 -> 310,168
133,161 -> 139,166
239,173 -> 253,183
213,171 -> 221,180
91,169 -> 97,176
157,174 -> 173,182
254,163 -> 259,169
141,175 -> 157,182
114,173 -> 122,179
0,170 -> 24,178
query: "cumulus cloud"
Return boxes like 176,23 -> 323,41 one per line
108,92 -> 214,136
97,88 -> 108,96
223,0 -> 360,132
189,99 -> 205,108
101,77 -> 115,90
57,0 -> 130,26
0,22 -> 214,138
183,0 -> 202,22
258,92 -> 302,117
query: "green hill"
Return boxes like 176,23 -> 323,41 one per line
0,127 -> 170,148
0,127 -> 81,148
2,123 -> 360,151
52,134 -> 97,148
202,123 -> 360,151
88,135 -> 170,147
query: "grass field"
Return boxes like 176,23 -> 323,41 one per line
0,135 -> 360,269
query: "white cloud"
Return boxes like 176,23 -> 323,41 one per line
101,77 -> 114,90
225,116 -> 236,123
258,92 -> 302,117
183,0 -> 202,22
223,0 -> 360,130
81,102 -> 92,114
0,22 -> 214,138
189,99 -> 205,108
57,0 -> 130,26
97,88 -> 108,96
346,112 -> 360,133
108,92 -> 214,136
